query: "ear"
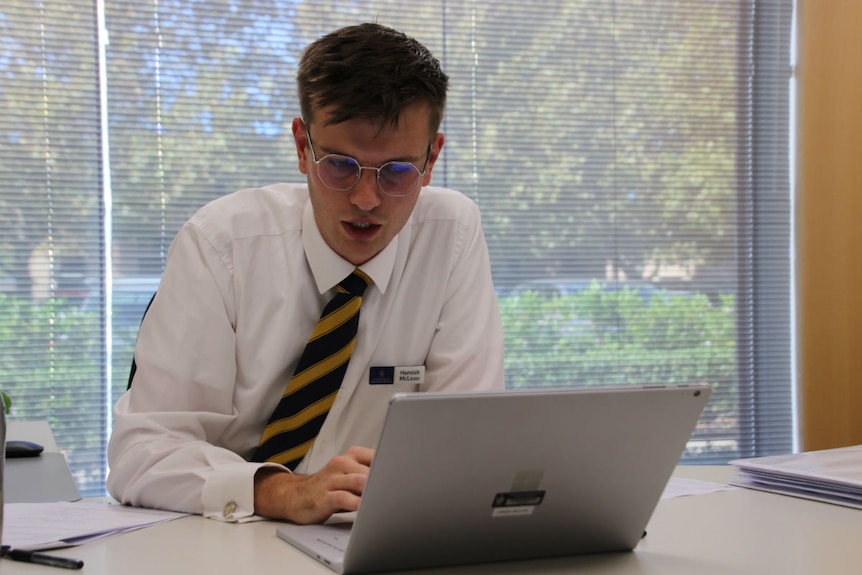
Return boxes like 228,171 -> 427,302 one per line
291,117 -> 309,176
421,132 -> 445,186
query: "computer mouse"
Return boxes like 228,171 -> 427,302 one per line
5,439 -> 45,458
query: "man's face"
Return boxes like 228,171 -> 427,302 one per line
292,103 -> 444,266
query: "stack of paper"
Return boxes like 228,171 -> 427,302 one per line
730,444 -> 862,509
2,501 -> 188,550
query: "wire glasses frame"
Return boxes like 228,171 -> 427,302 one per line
304,127 -> 432,197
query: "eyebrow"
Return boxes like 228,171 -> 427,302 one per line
316,141 -> 426,166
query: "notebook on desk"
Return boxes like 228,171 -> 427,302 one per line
276,384 -> 711,574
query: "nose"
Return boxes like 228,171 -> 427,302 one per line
348,167 -> 382,212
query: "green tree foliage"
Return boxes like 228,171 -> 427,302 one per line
1,0 -> 740,283
104,0 -> 308,274
0,0 -> 752,489
500,288 -> 737,451
0,294 -> 103,486
436,1 -> 739,284
0,0 -> 102,294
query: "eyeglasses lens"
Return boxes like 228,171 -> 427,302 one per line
378,162 -> 420,195
320,156 -> 360,187
318,155 -> 420,196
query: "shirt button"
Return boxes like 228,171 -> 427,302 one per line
223,501 -> 237,518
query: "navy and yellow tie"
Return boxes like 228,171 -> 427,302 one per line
252,269 -> 370,469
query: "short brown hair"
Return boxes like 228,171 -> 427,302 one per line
297,23 -> 448,133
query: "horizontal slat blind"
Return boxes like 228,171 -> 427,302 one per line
0,0 -> 105,494
0,0 -> 792,496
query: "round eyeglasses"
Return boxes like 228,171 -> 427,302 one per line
305,128 -> 432,197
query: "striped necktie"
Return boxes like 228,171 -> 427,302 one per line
252,269 -> 370,469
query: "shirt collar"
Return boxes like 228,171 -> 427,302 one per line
302,199 -> 397,295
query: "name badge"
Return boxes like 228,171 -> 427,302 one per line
369,365 -> 425,385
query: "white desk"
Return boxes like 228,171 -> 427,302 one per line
4,421 -> 80,503
3,466 -> 861,574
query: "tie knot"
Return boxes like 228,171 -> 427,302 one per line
339,268 -> 370,297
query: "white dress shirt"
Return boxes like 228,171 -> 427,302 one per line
107,183 -> 504,522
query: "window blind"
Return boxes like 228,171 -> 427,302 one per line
0,0 -> 106,492
0,0 -> 793,495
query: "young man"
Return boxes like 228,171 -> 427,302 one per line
107,23 -> 504,525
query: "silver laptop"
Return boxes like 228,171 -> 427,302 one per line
277,384 -> 711,574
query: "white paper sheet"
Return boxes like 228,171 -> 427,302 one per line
2,500 -> 188,550
661,476 -> 737,499
730,444 -> 862,509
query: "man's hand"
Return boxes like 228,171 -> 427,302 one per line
253,446 -> 374,524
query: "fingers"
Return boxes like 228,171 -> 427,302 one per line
328,462 -> 369,495
318,451 -> 371,515
302,447 -> 372,518
328,489 -> 362,514
252,447 -> 375,524
330,446 -> 374,472
346,445 -> 374,466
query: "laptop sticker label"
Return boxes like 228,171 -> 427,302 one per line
491,490 -> 546,517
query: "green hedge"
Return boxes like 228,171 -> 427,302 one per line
1,286 -> 738,491
0,294 -> 104,492
499,287 -> 737,420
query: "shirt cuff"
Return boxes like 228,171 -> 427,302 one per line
201,461 -> 285,523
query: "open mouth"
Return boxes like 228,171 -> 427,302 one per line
344,220 -> 381,239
